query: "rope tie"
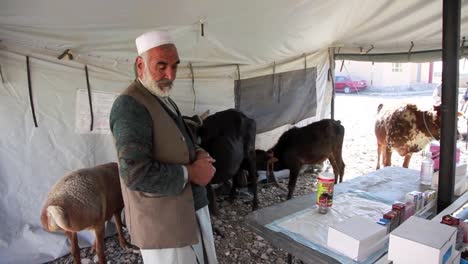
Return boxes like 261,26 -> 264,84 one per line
26,56 -> 38,127
85,65 -> 94,131
189,62 -> 196,111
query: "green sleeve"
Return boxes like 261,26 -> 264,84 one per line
109,95 -> 186,195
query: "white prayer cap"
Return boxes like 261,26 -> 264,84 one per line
135,30 -> 174,55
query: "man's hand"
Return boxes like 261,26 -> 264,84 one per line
186,151 -> 216,186
196,149 -> 210,160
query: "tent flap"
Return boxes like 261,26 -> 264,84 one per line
235,67 -> 317,133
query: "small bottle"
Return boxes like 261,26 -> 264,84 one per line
420,151 -> 434,185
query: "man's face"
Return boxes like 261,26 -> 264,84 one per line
137,44 -> 180,97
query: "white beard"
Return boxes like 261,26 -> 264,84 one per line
140,66 -> 172,98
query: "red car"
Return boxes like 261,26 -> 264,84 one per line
335,75 -> 367,93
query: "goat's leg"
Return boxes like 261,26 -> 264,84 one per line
402,153 -> 412,168
91,239 -> 96,253
65,231 -> 80,264
383,145 -> 392,167
287,167 -> 300,200
376,143 -> 382,170
244,157 -> 259,211
113,209 -> 128,249
94,224 -> 106,264
207,184 -> 219,216
338,154 -> 345,183
229,172 -> 240,203
328,156 -> 340,184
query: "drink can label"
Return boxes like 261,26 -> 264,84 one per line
318,193 -> 328,214
317,177 -> 334,207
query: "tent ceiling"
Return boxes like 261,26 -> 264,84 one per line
2,0 -> 468,71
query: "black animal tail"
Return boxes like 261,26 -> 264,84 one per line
377,104 -> 383,113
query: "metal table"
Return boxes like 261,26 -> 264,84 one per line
245,167 -> 430,264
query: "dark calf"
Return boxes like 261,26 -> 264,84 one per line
257,119 -> 345,200
186,109 -> 258,215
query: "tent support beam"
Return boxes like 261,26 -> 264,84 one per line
329,48 -> 336,119
438,0 -> 460,213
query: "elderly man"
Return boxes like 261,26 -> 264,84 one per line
110,30 -> 218,264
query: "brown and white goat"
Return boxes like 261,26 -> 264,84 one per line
375,104 -> 442,169
40,162 -> 127,264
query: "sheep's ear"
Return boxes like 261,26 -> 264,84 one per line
199,110 -> 210,120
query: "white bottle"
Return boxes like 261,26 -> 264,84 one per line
420,151 -> 434,185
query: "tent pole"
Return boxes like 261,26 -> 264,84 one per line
438,0 -> 460,213
329,48 -> 336,119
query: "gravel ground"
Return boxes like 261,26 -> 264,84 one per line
47,89 -> 468,264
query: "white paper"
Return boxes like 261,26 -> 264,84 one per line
75,89 -> 118,134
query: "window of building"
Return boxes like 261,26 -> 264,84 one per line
392,63 -> 403,72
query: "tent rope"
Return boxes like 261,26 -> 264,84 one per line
304,53 -> 311,93
189,62 -> 196,111
461,37 -> 466,56
26,56 -> 38,128
408,41 -> 414,61
236,64 -> 241,109
273,61 -> 280,103
0,64 -> 4,83
85,65 -> 94,131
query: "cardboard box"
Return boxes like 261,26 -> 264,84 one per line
327,216 -> 387,262
388,216 -> 457,264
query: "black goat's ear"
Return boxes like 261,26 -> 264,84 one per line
199,110 -> 210,120
183,115 -> 203,128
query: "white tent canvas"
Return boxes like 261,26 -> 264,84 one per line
1,0 -> 468,263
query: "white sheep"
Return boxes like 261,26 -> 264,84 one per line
41,162 -> 127,264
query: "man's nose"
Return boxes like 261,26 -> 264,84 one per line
164,68 -> 176,80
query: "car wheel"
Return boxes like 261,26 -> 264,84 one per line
343,86 -> 351,94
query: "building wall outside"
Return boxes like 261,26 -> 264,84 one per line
335,60 -> 435,92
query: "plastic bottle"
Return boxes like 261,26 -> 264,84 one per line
318,193 -> 329,214
420,151 -> 434,185
316,171 -> 335,207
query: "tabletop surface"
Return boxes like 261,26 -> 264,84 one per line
245,167 -> 430,264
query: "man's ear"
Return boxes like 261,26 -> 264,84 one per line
135,56 -> 145,78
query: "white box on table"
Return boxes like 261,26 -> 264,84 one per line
327,216 -> 387,262
431,162 -> 467,191
450,250 -> 460,264
388,216 -> 457,264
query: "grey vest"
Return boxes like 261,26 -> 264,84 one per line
119,81 -> 198,249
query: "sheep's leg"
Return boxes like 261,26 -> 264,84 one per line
94,224 -> 106,264
113,210 -> 127,249
402,153 -> 412,168
287,167 -> 300,200
65,231 -> 80,264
